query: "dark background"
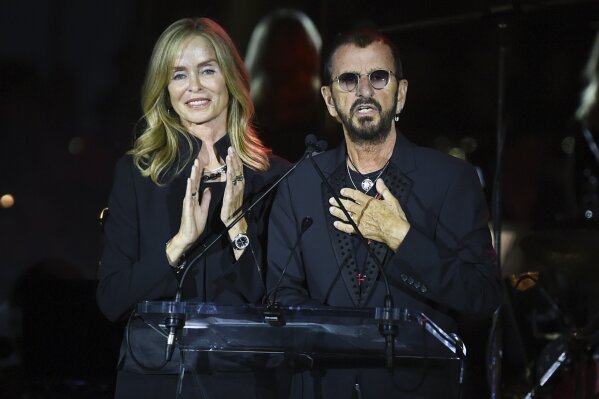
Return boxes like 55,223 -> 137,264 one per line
1,0 -> 598,397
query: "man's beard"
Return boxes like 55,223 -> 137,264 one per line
334,96 -> 397,145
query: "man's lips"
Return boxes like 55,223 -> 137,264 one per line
351,101 -> 380,116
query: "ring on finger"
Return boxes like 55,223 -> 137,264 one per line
232,175 -> 244,185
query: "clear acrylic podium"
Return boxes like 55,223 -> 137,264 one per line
128,301 -> 466,397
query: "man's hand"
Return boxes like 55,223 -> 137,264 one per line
328,179 -> 410,251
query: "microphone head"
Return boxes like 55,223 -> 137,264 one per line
304,134 -> 317,148
316,139 -> 328,152
301,216 -> 313,232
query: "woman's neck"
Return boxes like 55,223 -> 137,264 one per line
186,125 -> 227,170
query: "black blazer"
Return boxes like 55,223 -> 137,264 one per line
267,132 -> 501,333
97,135 -> 288,322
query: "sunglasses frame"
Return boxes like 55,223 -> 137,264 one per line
332,70 -> 395,92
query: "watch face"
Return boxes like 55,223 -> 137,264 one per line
233,233 -> 249,250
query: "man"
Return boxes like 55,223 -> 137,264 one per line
267,29 -> 501,398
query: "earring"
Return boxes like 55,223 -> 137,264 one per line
394,114 -> 400,122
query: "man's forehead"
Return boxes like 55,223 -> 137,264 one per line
331,42 -> 394,73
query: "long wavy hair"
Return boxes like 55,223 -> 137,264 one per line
130,17 -> 270,184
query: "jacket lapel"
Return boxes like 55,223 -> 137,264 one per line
320,139 -> 415,307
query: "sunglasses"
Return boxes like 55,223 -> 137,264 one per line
332,70 -> 395,92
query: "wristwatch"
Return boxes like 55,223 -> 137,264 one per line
231,233 -> 249,250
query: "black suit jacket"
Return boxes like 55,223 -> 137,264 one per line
267,133 -> 501,333
97,135 -> 288,322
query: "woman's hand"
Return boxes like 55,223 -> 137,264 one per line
166,158 -> 212,266
221,146 -> 248,259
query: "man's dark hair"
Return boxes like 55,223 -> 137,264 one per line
322,29 -> 404,84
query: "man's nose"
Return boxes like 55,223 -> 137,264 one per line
356,74 -> 374,97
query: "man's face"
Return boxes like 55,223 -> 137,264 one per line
321,42 -> 408,144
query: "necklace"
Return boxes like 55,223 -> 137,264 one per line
201,164 -> 227,182
346,156 -> 390,193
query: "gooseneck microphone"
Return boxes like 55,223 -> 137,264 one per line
306,143 -> 398,370
265,216 -> 313,305
164,135 -> 326,362
262,216 -> 313,327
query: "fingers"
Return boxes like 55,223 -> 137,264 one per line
376,179 -> 391,199
339,187 -> 370,204
189,159 -> 202,198
222,147 -> 245,224
328,196 -> 360,213
333,220 -> 357,235
225,146 -> 244,191
184,177 -> 195,207
196,187 -> 211,229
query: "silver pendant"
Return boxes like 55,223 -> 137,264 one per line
361,178 -> 374,192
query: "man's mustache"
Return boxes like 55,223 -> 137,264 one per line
350,99 -> 382,115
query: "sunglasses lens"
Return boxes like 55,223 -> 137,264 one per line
369,70 -> 390,89
337,73 -> 359,92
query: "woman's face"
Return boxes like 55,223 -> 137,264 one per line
167,35 -> 229,133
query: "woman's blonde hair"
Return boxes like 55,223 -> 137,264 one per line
130,17 -> 270,184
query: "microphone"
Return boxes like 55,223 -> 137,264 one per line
164,312 -> 184,362
304,134 -> 328,154
262,216 -> 312,327
164,135 -> 323,360
306,145 -> 397,370
264,216 -> 314,306
316,139 -> 328,153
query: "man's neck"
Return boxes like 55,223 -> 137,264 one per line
345,129 -> 396,173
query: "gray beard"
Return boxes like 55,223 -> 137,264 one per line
334,96 -> 397,145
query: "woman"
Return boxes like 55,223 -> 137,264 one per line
97,17 -> 287,398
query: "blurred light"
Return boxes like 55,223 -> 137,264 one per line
1,194 -> 15,208
68,137 -> 84,155
433,136 -> 451,152
448,147 -> 466,160
585,210 -> 593,219
460,137 -> 478,154
561,136 -> 575,155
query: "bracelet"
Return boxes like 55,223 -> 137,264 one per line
166,239 -> 186,273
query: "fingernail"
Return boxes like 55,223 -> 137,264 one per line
328,197 -> 334,204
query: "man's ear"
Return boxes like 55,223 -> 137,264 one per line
321,86 -> 338,118
396,79 -> 408,114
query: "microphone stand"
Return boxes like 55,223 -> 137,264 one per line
164,137 -> 325,361
307,150 -> 397,370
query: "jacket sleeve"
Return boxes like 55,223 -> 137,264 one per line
266,177 -> 322,307
387,164 -> 501,319
212,214 -> 267,304
96,158 -> 178,322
